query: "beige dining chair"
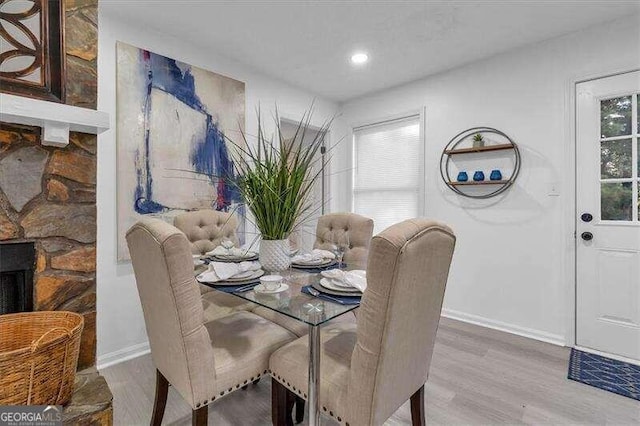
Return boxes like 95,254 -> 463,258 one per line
269,218 -> 456,425
126,218 -> 297,426
314,213 -> 374,266
174,209 -> 255,321
174,209 -> 240,256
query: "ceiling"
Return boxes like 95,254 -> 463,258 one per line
101,1 -> 640,103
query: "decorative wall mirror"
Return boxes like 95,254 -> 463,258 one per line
0,0 -> 65,102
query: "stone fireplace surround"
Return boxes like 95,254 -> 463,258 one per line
0,1 -> 112,423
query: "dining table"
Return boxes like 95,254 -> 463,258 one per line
196,262 -> 362,426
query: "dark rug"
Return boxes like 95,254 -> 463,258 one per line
568,348 -> 640,401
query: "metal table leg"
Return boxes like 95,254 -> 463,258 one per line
308,324 -> 321,426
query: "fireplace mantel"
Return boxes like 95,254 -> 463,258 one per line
0,94 -> 110,147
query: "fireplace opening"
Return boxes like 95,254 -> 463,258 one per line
0,242 -> 35,314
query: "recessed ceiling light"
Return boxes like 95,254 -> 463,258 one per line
350,52 -> 369,65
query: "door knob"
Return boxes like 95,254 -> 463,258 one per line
581,232 -> 593,241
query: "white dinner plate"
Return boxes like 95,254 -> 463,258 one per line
198,270 -> 264,286
224,269 -> 264,282
292,259 -> 335,268
319,278 -> 361,293
211,253 -> 258,262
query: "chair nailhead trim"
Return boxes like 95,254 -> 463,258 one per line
329,411 -> 334,417
338,417 -> 342,421
323,407 -> 327,411
220,392 -> 224,396
228,387 -> 232,391
196,403 -> 201,408
244,380 -> 248,384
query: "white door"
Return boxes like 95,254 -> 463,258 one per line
280,121 -> 328,252
576,71 -> 640,361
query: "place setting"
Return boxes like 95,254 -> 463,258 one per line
302,269 -> 366,305
205,239 -> 259,263
196,260 -> 264,293
290,249 -> 343,272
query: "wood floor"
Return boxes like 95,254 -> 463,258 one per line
101,318 -> 640,425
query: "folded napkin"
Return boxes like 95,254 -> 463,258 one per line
197,261 -> 261,282
291,249 -> 336,264
206,245 -> 255,258
320,269 -> 367,292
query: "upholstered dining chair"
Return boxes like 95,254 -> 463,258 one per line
314,212 -> 374,266
126,218 -> 297,426
174,209 -> 240,256
174,209 -> 255,321
269,218 -> 456,426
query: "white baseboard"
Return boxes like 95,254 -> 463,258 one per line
441,308 -> 566,347
97,341 -> 150,370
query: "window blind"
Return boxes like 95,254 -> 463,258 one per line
352,115 -> 422,233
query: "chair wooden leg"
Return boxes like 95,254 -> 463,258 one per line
271,378 -> 293,426
151,369 -> 169,426
410,385 -> 426,426
293,396 -> 305,424
192,406 -> 208,426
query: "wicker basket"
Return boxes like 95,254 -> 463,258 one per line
0,311 -> 84,405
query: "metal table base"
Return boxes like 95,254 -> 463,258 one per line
308,324 -> 321,426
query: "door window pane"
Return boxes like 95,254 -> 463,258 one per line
601,139 -> 632,179
600,96 -> 632,138
601,182 -> 633,221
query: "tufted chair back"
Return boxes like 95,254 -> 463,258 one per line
346,219 -> 456,424
174,210 -> 240,255
314,212 -> 374,266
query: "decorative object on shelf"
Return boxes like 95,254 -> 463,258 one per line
0,0 -> 65,102
115,42 -> 246,261
472,133 -> 485,148
473,171 -> 485,181
225,108 -> 331,272
439,127 -> 521,199
456,171 -> 468,182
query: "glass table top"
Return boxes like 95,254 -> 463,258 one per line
196,265 -> 362,326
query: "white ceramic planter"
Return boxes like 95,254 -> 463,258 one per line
259,239 -> 291,272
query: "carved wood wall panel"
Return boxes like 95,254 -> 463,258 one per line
0,0 -> 65,102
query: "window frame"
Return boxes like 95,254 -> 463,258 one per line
349,108 -> 426,228
597,92 -> 639,224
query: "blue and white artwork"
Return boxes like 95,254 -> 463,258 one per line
116,42 -> 245,260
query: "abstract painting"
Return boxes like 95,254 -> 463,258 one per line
116,42 -> 245,260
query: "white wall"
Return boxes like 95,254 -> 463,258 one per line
96,8 -> 338,367
338,16 -> 640,344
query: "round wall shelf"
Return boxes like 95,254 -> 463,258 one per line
439,127 -> 521,199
